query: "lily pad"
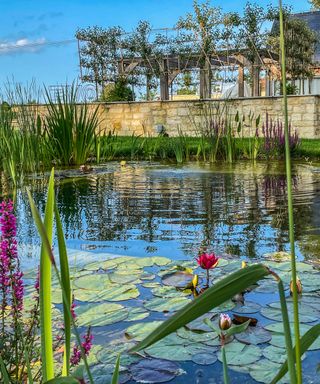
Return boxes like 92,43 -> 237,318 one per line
151,285 -> 190,298
125,307 -> 150,322
248,359 -> 288,384
232,301 -> 261,314
162,271 -> 194,288
235,326 -> 271,345
264,252 -> 291,262
130,359 -> 183,383
74,284 -> 140,302
218,341 -> 262,365
74,274 -> 112,290
261,303 -> 319,323
191,352 -> 217,365
262,345 -> 287,364
176,327 -> 218,343
144,296 -> 191,313
125,321 -> 163,341
75,302 -> 128,326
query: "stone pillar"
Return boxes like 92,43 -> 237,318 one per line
252,62 -> 260,97
238,65 -> 244,97
160,59 -> 169,101
200,59 -> 212,99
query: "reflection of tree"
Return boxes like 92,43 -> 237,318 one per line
14,163 -> 319,261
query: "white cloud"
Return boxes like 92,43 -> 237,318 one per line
0,37 -> 46,55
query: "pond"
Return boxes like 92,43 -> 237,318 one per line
8,161 -> 320,383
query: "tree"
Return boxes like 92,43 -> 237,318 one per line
100,77 -> 134,102
268,10 -> 316,90
309,0 -> 320,9
76,26 -> 124,96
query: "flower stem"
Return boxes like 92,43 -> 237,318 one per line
221,335 -> 229,384
279,1 -> 302,382
206,269 -> 210,287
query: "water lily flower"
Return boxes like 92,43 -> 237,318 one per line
241,261 -> 247,268
196,252 -> 219,286
196,253 -> 219,270
219,313 -> 232,331
290,277 -> 302,295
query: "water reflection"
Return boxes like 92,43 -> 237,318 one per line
11,161 -> 320,262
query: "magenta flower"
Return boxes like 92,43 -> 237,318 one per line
70,327 -> 93,366
196,253 -> 219,270
0,200 -> 23,320
196,252 -> 219,287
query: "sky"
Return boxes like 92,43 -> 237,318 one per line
0,0 -> 312,88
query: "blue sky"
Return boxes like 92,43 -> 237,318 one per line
0,0 -> 312,87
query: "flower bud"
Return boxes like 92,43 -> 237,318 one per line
290,277 -> 302,295
219,313 -> 232,331
241,261 -> 247,269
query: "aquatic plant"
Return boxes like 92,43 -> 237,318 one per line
44,83 -> 100,166
196,252 -> 219,286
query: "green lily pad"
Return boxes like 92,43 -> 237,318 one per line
248,359 -> 288,384
74,274 -> 111,290
75,302 -> 128,326
144,296 -> 191,313
151,286 -> 190,298
162,271 -> 194,288
125,321 -> 163,341
109,270 -> 143,284
142,282 -> 161,288
191,352 -> 217,365
262,345 -> 287,364
84,259 -> 118,271
261,303 -> 319,323
146,342 -> 214,362
130,358 -> 184,383
126,307 -> 150,322
74,284 -> 140,302
232,301 -> 261,314
176,327 -> 218,344
235,326 -> 271,345
218,341 -> 262,365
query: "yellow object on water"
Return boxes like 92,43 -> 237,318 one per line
120,160 -> 126,167
241,261 -> 247,268
192,274 -> 199,288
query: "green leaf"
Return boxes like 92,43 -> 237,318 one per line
111,354 -> 120,384
0,353 -> 10,384
225,320 -> 250,337
271,323 -> 320,384
130,264 -> 270,352
55,203 -> 71,376
28,168 -> 55,381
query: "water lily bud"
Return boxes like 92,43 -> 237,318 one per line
219,313 -> 232,330
290,277 -> 302,295
241,261 -> 247,269
192,274 -> 198,289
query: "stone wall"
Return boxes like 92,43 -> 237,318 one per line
27,95 -> 320,138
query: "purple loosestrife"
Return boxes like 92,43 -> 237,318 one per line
0,200 -> 24,323
70,327 -> 93,367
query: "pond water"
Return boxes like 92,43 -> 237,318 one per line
5,161 -> 320,383
13,160 -> 320,267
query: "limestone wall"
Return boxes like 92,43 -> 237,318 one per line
94,95 -> 320,139
23,95 -> 320,138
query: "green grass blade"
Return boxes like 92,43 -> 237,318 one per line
130,264 -> 270,352
0,353 -> 10,384
38,168 -> 55,381
271,323 -> 320,383
55,203 -> 71,376
111,354 -> 121,384
24,349 -> 34,384
221,345 -> 229,384
279,1 -> 302,382
27,176 -> 94,384
277,278 -> 296,383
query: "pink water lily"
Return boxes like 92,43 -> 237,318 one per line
219,313 -> 232,331
196,253 -> 219,270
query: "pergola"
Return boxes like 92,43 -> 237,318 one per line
117,49 -> 279,100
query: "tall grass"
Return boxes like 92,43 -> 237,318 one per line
44,84 -> 99,166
